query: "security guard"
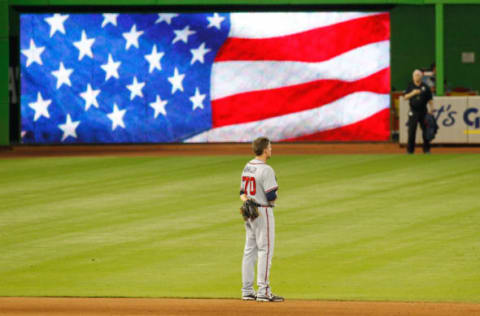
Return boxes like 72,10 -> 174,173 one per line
404,69 -> 435,154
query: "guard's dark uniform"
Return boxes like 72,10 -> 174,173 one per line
404,81 -> 433,153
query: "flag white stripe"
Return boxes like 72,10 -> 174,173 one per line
229,12 -> 383,39
211,40 -> 390,100
186,92 -> 389,142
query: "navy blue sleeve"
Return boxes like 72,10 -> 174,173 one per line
404,82 -> 413,95
426,85 -> 433,101
266,189 -> 277,201
240,189 -> 245,195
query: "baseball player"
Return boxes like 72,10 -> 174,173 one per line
240,137 -> 284,302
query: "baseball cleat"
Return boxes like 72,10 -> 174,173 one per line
256,294 -> 284,302
242,294 -> 257,301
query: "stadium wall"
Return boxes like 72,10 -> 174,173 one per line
390,5 -> 434,91
1,0 -> 9,146
444,5 -> 480,93
3,1 -> 480,145
391,4 -> 480,93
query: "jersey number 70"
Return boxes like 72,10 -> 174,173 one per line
242,176 -> 256,195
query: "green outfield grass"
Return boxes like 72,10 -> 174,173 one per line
0,154 -> 479,302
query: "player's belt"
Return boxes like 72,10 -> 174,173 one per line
254,202 -> 274,208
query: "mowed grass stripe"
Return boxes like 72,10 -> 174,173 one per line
0,154 -> 479,301
273,154 -> 480,301
1,156 -> 244,272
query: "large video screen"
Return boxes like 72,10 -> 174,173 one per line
20,12 -> 390,143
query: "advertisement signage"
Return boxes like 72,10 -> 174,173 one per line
399,96 -> 480,144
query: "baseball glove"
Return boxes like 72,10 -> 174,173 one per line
240,199 -> 259,221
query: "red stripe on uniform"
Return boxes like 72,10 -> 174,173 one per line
282,108 -> 390,142
212,68 -> 390,128
215,13 -> 389,62
265,207 -> 270,283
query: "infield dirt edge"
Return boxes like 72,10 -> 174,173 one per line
1,297 -> 480,316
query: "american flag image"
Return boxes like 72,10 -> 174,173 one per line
20,12 -> 390,144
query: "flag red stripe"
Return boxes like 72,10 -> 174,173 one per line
281,108 -> 390,142
212,68 -> 390,128
215,13 -> 389,62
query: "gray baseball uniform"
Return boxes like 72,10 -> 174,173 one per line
240,158 -> 278,298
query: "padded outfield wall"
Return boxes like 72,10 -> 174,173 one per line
4,0 -> 480,145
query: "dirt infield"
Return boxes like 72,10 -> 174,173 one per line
1,143 -> 480,158
1,297 -> 479,316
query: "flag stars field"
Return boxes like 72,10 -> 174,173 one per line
107,104 -> 127,131
122,24 -> 144,50
79,84 -> 101,111
172,25 -> 196,44
73,30 -> 95,61
51,62 -> 74,89
58,114 -> 80,141
44,13 -> 69,37
190,88 -> 206,110
19,13 -> 233,142
28,92 -> 52,122
155,13 -> 178,25
126,77 -> 146,100
101,54 -> 121,81
168,68 -> 185,94
102,13 -> 119,28
150,95 -> 168,118
207,13 -> 225,29
145,45 -> 164,73
21,39 -> 45,67
190,42 -> 211,64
